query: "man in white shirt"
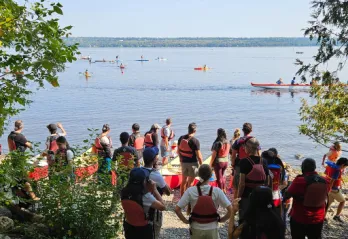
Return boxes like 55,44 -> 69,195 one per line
175,165 -> 232,239
160,118 -> 174,165
142,147 -> 171,239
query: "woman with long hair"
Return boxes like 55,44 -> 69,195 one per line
230,128 -> 241,145
210,128 -> 230,192
229,186 -> 285,239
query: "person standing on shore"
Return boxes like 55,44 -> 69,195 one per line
53,136 -> 74,178
325,157 -> 348,223
322,142 -> 342,167
175,164 -> 232,239
160,118 -> 175,165
178,123 -> 203,196
113,132 -> 139,168
142,147 -> 171,239
283,158 -> 330,239
46,122 -> 67,152
144,124 -> 160,149
230,123 -> 255,199
237,137 -> 269,222
92,124 -> 113,174
209,128 -> 230,192
8,120 -> 32,152
129,123 -> 145,162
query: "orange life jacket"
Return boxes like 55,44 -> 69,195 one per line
161,126 -> 175,141
144,132 -> 154,148
7,137 -> 17,152
328,147 -> 340,162
190,186 -> 219,224
133,136 -> 145,150
217,143 -> 230,158
179,137 -> 193,158
237,136 -> 253,159
92,136 -> 112,155
245,157 -> 266,188
48,135 -> 59,152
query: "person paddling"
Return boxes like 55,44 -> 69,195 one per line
175,164 -> 232,239
121,168 -> 166,239
129,123 -> 145,163
142,147 -> 171,239
178,123 -> 203,196
160,118 -> 175,165
144,124 -> 160,149
8,120 -> 32,152
237,137 -> 269,223
209,128 -> 230,192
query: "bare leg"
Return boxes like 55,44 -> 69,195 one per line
336,201 -> 345,216
180,176 -> 188,196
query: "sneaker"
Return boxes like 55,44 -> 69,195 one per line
333,215 -> 344,223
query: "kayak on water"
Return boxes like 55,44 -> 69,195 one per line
156,58 -> 167,61
194,67 -> 210,70
135,59 -> 149,62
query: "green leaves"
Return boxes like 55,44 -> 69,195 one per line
0,0 -> 79,136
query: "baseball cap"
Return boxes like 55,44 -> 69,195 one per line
143,147 -> 159,162
129,168 -> 148,185
151,123 -> 161,130
47,123 -> 57,131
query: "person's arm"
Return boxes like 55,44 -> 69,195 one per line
220,205 -> 232,223
57,122 -> 67,136
228,198 -> 241,238
210,150 -> 217,167
322,154 -> 327,166
196,150 -> 203,165
150,189 -> 166,211
25,141 -> 32,149
238,173 -> 246,198
152,133 -> 159,147
231,149 -> 237,168
175,205 -> 190,224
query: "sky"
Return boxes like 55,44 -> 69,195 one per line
56,0 -> 312,37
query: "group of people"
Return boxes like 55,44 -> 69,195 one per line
5,119 -> 347,239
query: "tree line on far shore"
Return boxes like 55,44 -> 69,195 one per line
63,37 -> 318,48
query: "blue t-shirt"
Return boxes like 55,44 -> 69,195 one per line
326,162 -> 340,190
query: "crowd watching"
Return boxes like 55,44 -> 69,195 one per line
5,119 -> 347,239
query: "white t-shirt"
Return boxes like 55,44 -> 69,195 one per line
177,185 -> 231,230
100,136 -> 110,145
66,149 -> 74,161
160,126 -> 171,147
142,167 -> 167,189
142,192 -> 156,214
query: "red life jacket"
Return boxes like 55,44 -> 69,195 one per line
49,135 -> 59,152
190,186 -> 219,224
245,157 -> 266,188
121,200 -> 150,227
325,162 -> 342,189
119,151 -> 135,168
92,136 -> 112,155
268,164 -> 282,207
299,174 -> 328,208
133,135 -> 145,150
144,132 -> 154,148
237,136 -> 253,159
7,137 -> 17,152
161,126 -> 175,140
218,143 -> 230,158
179,136 -> 193,158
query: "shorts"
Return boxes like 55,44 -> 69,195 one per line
182,162 -> 199,177
190,227 -> 219,239
329,190 -> 345,203
233,165 -> 240,188
160,145 -> 170,158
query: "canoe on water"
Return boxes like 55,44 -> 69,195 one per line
194,67 -> 210,71
135,59 -> 149,62
251,82 -> 312,91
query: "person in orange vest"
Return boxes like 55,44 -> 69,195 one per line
322,142 -> 342,167
175,164 -> 232,239
160,118 -> 175,165
325,157 -> 348,223
129,123 -> 145,162
45,122 -> 67,152
7,120 -> 32,152
93,124 -> 113,175
144,124 -> 160,149
178,123 -> 203,196
113,132 -> 138,168
209,128 -> 230,192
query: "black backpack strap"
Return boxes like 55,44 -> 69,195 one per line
196,185 -> 202,196
208,186 -> 213,196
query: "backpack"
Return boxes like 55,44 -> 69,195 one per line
245,157 -> 267,188
302,174 -> 328,208
237,136 -> 253,159
49,135 -> 59,152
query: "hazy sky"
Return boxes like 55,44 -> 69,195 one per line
57,0 -> 312,37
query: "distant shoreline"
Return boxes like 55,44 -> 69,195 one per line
64,37 -> 318,48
